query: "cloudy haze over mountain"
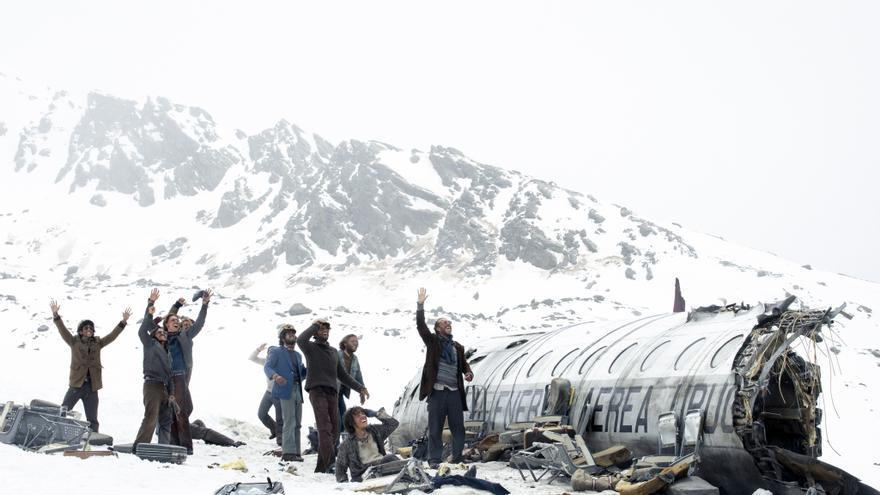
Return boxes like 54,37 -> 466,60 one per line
1,1 -> 877,283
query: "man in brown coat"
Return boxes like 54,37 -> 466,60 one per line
416,288 -> 473,468
50,299 -> 131,432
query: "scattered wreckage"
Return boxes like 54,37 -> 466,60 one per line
4,292 -> 878,495
0,399 -> 241,463
392,295 -> 879,495
0,400 -> 96,454
1,398 -> 274,492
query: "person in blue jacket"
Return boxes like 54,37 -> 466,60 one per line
264,324 -> 307,462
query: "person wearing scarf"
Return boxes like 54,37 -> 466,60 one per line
414,288 -> 474,469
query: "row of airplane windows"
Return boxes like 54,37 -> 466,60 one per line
471,334 -> 746,380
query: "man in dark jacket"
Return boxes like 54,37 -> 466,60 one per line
336,407 -> 399,482
50,300 -> 131,432
264,324 -> 308,462
133,288 -> 176,446
416,288 -> 473,468
160,292 -> 210,454
297,319 -> 369,473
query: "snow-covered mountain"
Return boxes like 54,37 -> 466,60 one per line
1,71 -> 879,492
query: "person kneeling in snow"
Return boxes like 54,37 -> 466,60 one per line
336,407 -> 400,483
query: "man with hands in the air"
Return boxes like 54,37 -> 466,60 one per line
50,299 -> 131,433
133,288 -> 177,447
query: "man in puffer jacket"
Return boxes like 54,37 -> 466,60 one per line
50,299 -> 131,432
133,288 -> 175,446
336,407 -> 399,482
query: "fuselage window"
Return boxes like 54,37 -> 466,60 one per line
608,343 -> 639,374
503,353 -> 529,379
527,351 -> 554,377
674,338 -> 707,371
710,335 -> 745,369
578,346 -> 607,375
552,348 -> 580,376
468,355 -> 487,365
640,340 -> 671,372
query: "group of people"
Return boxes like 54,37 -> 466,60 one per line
51,287 -> 212,455
260,317 -> 370,473
51,286 -> 475,482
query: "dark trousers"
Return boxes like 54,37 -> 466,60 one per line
134,381 -> 169,445
157,406 -> 172,444
61,377 -> 99,432
159,367 -> 193,440
427,388 -> 465,463
169,374 -> 193,450
258,390 -> 283,445
309,387 -> 340,473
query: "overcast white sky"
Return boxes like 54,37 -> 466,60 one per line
2,1 -> 878,282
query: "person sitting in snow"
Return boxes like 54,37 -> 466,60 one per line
50,299 -> 131,433
336,406 -> 400,482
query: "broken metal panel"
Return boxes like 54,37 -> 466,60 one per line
0,401 -> 90,451
731,304 -> 838,492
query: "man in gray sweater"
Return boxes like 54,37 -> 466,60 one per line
297,319 -> 369,473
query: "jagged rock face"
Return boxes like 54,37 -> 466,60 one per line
213,178 -> 269,228
42,93 -> 241,205
7,84 -> 703,282
311,141 -> 445,259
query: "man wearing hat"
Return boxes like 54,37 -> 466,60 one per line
264,324 -> 308,462
50,299 -> 132,432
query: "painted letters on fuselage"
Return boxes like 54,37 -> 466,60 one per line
467,378 -> 734,435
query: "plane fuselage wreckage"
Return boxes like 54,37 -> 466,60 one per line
392,296 -> 877,494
